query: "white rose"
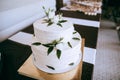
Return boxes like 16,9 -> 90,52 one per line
53,15 -> 59,23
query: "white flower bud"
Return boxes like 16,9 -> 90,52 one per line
48,11 -> 55,19
53,15 -> 59,23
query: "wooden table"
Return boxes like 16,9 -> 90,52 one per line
18,39 -> 85,80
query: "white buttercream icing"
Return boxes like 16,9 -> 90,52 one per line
33,18 -> 74,44
31,9 -> 82,73
31,32 -> 82,73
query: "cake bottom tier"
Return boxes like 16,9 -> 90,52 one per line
32,53 -> 82,73
31,32 -> 82,73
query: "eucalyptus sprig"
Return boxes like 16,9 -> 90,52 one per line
46,38 -> 63,59
32,38 -> 64,59
43,18 -> 54,26
56,13 -> 67,27
42,6 -> 54,18
42,6 -> 54,26
42,6 -> 67,27
57,19 -> 67,27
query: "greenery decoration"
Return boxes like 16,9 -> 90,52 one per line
47,47 -> 54,55
43,19 -> 54,26
57,19 -> 67,27
73,31 -> 77,34
46,65 -> 55,70
67,42 -> 72,48
42,6 -> 67,27
69,62 -> 74,66
32,42 -> 41,46
72,37 -> 80,40
32,38 -> 63,59
56,49 -> 61,59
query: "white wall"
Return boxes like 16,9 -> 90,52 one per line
0,0 -> 56,42
0,0 -> 43,31
0,0 -> 41,12
0,0 -> 56,31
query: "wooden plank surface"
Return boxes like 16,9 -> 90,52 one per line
18,39 -> 85,80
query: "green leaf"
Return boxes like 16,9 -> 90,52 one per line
57,23 -> 62,27
42,6 -> 49,17
32,42 -> 41,46
42,6 -> 45,9
46,65 -> 55,70
69,62 -> 74,66
48,18 -> 52,22
42,44 -> 50,47
59,37 -> 64,42
67,42 -> 72,48
47,47 -> 54,55
56,49 -> 61,59
73,31 -> 77,34
72,37 -> 80,40
59,20 -> 67,23
52,40 -> 57,46
47,22 -> 54,26
42,43 -> 53,47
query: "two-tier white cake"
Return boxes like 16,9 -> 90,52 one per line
31,7 -> 82,73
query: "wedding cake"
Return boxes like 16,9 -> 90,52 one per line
31,7 -> 82,73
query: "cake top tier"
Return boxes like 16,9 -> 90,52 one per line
33,18 -> 73,33
33,7 -> 73,33
33,7 -> 74,43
